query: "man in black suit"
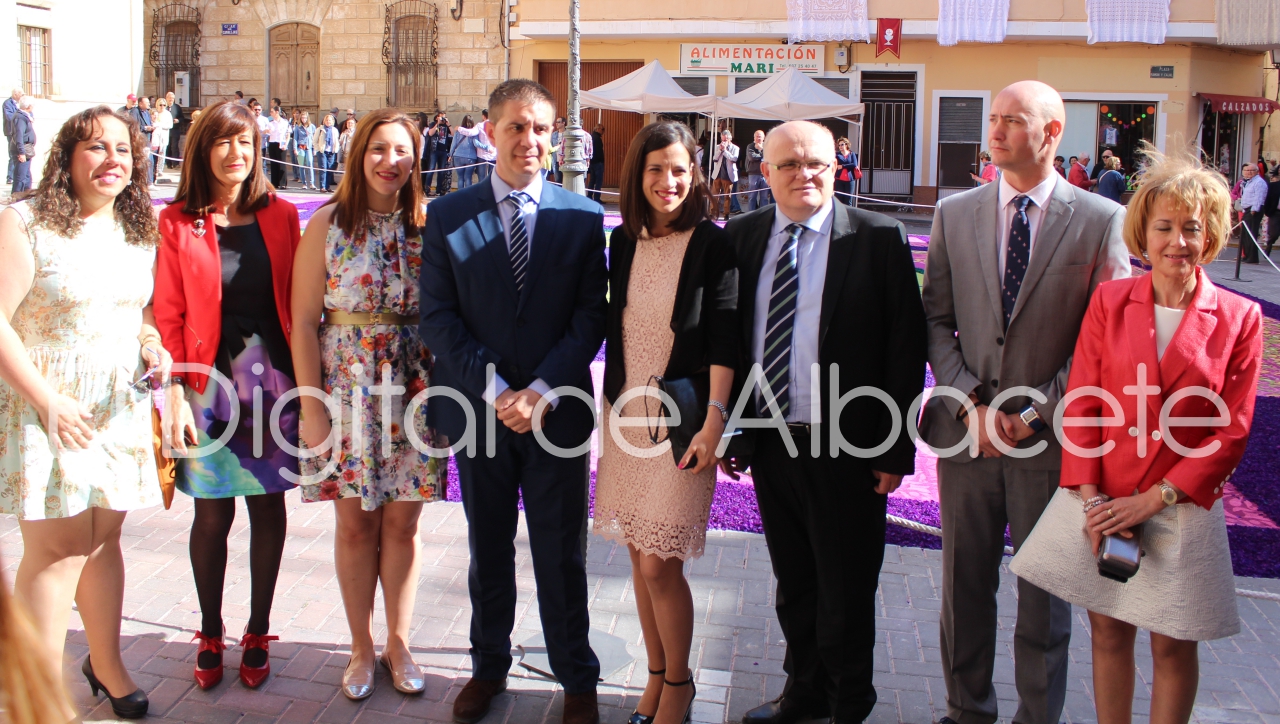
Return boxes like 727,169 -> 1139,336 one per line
724,121 -> 928,724
164,90 -> 185,169
419,79 -> 606,724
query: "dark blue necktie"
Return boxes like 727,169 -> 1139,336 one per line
506,191 -> 531,292
760,223 -> 804,417
1002,195 -> 1033,328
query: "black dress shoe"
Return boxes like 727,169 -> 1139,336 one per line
82,656 -> 148,719
937,717 -> 961,724
743,696 -> 830,724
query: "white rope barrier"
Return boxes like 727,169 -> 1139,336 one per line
1236,218 -> 1280,274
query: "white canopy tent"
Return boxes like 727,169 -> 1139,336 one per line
579,60 -> 716,114
713,67 -> 864,121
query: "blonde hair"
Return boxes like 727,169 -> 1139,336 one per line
1104,155 -> 1120,171
1123,141 -> 1231,264
0,567 -> 73,723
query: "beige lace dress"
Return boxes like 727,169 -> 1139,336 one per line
594,228 -> 717,560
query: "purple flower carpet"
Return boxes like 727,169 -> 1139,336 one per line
154,191 -> 1280,578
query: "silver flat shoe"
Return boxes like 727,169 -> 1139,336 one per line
380,653 -> 425,694
342,657 -> 375,701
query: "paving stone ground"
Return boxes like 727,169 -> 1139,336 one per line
2,493 -> 1279,724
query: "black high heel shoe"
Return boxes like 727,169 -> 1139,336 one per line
664,674 -> 697,724
628,668 -> 665,724
82,656 -> 149,719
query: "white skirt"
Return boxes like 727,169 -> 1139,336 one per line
1010,487 -> 1240,641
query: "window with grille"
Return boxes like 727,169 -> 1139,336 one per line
384,0 -> 438,110
18,26 -> 51,98
149,4 -> 201,105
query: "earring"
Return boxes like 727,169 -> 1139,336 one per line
193,218 -> 206,237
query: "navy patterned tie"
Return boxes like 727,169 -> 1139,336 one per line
506,191 -> 531,293
761,223 -> 804,418
1001,195 -> 1033,328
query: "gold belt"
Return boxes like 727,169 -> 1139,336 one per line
323,310 -> 420,326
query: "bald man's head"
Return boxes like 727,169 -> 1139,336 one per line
988,80 -> 1066,186
763,120 -> 835,160
762,121 -> 837,221
998,80 -> 1066,127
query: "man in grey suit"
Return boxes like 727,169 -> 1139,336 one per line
920,81 -> 1131,724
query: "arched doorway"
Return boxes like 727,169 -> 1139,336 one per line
269,22 -> 319,111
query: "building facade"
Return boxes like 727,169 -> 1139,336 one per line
511,0 -> 1279,203
141,0 -> 507,118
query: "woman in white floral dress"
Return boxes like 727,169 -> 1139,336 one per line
292,108 -> 443,702
0,106 -> 164,719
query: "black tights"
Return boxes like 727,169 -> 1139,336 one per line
190,493 -> 287,668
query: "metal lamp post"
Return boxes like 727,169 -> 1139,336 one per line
559,0 -> 587,195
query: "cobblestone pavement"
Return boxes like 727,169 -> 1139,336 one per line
2,493 -> 1279,724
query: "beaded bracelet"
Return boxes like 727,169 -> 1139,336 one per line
1082,495 -> 1109,513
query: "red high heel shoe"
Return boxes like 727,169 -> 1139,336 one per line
192,632 -> 226,690
238,631 -> 279,689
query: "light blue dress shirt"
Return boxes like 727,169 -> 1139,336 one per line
751,201 -> 834,423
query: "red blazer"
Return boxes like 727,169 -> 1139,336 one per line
154,196 -> 301,395
1060,269 -> 1262,509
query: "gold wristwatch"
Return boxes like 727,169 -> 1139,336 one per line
1158,482 -> 1178,506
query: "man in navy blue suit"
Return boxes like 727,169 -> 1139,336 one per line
419,79 -> 607,724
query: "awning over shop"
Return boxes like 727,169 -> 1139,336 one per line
580,60 -> 716,114
1196,93 -> 1280,114
714,67 -> 864,121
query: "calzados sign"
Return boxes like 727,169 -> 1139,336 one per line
680,44 -> 825,76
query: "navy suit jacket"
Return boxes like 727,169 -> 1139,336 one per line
419,175 -> 608,450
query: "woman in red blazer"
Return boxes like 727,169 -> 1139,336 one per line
1012,147 -> 1263,724
152,101 -> 301,691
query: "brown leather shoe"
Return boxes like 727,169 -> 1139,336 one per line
563,690 -> 600,724
453,677 -> 507,724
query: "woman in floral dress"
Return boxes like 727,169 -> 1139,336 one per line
291,107 -> 442,701
0,106 -> 162,719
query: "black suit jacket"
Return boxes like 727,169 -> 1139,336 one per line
725,202 -> 927,475
419,176 -> 608,450
604,219 -> 738,405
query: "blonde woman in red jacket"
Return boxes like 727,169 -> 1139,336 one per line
1013,146 -> 1263,724
153,101 -> 301,692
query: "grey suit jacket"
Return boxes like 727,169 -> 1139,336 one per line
919,174 -> 1131,468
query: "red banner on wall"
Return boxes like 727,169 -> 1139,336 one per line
876,18 -> 902,58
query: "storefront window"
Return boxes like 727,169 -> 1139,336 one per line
1199,106 -> 1240,184
1096,103 -> 1156,186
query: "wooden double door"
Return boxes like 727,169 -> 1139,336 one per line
537,61 -> 644,189
269,23 -> 319,110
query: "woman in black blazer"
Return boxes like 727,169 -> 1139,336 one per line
595,121 -> 738,724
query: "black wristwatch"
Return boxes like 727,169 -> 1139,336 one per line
1019,405 -> 1046,433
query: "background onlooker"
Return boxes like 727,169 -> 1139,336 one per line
1264,168 -> 1279,257
165,90 -> 185,170
1240,162 -> 1267,263
744,129 -> 769,211
1069,152 -> 1092,189
1053,155 -> 1066,178
834,136 -> 857,203
449,114 -> 483,189
588,123 -> 606,202
4,89 -> 19,186
708,128 -> 738,219
152,98 -> 173,183
476,108 -> 496,182
8,95 -> 35,194
971,150 -> 998,185
1095,154 -> 1126,203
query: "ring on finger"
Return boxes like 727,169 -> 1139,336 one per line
1107,507 -> 1115,518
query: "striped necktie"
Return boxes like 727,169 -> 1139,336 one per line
506,190 -> 532,293
761,223 -> 804,418
1001,194 -> 1033,328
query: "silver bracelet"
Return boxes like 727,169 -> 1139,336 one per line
707,400 -> 729,423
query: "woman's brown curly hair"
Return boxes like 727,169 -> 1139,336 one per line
23,105 -> 158,248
